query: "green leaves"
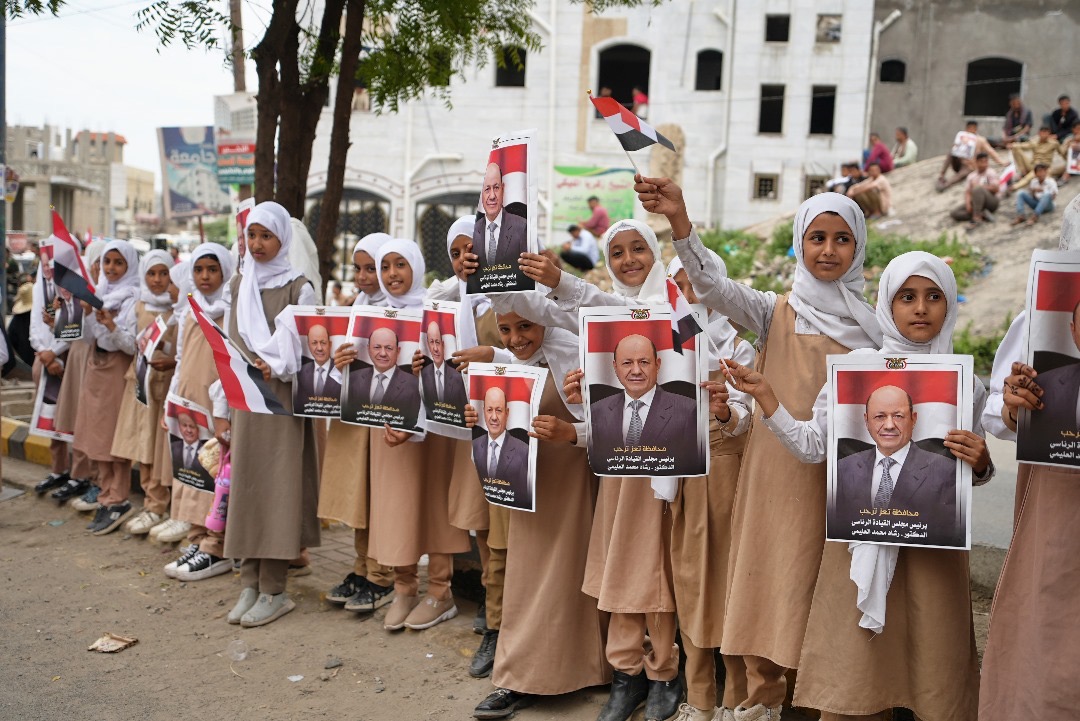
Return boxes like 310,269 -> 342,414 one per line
135,0 -> 231,51
5,0 -> 65,18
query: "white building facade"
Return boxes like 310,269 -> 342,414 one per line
305,0 -> 874,278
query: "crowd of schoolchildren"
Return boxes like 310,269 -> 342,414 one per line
20,178 -> 1076,721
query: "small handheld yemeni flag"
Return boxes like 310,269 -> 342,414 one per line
188,295 -> 290,416
590,95 -> 676,152
666,278 -> 703,354
50,210 -> 102,309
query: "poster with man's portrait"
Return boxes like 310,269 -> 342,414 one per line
467,363 -> 546,513
1018,250 -> 1080,467
39,240 -> 56,308
340,305 -> 424,433
134,315 -> 168,406
287,306 -> 352,418
466,129 -> 538,296
53,287 -> 84,341
951,131 -> 978,160
1068,147 -> 1080,176
579,306 -> 709,478
826,354 -> 974,550
420,300 -> 469,429
29,367 -> 71,442
165,393 -> 216,492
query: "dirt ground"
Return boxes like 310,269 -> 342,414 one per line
0,458 -> 990,721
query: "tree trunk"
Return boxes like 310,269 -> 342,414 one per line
250,0 -> 299,203
314,0 -> 366,287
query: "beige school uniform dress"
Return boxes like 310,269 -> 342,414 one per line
55,338 -> 94,479
979,463 -> 1080,720
493,375 -> 610,695
224,276 -> 321,561
721,297 -> 847,687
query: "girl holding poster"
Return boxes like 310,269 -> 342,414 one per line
223,203 -> 320,627
320,233 -> 396,614
110,250 -> 177,536
156,244 -> 235,581
75,241 -> 141,536
724,252 -> 992,721
371,238 -> 471,633
638,182 -> 882,721
979,208 -> 1080,721
470,311 -> 608,719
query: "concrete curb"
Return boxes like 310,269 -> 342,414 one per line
2,416 -> 55,467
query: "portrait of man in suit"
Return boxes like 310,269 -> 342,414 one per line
171,411 -> 211,487
345,326 -> 421,426
54,288 -> 83,340
588,333 -> 701,475
420,320 -> 467,409
832,385 -> 961,546
1024,301 -> 1080,447
472,162 -> 528,268
473,386 -> 530,507
293,323 -> 342,411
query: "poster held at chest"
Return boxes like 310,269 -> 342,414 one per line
165,392 -> 216,492
579,305 -> 709,478
466,129 -> 538,296
467,362 -> 546,513
1017,250 -> 1080,467
420,300 -> 469,429
340,306 -> 424,433
286,306 -> 351,418
29,367 -> 71,442
826,354 -> 974,550
53,289 -> 84,341
134,315 -> 168,406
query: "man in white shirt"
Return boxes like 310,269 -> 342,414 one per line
832,385 -> 961,546
1013,162 -> 1059,225
560,225 -> 600,272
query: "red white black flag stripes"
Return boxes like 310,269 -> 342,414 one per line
666,278 -> 703,354
51,210 -> 102,309
589,95 -> 676,152
187,295 -> 290,416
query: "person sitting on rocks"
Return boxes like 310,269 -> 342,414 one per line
937,120 -> 1003,191
1058,122 -> 1080,186
950,152 -> 1000,229
891,126 -> 918,168
1007,126 -> 1066,192
846,162 -> 892,219
1047,95 -> 1078,143
995,94 -> 1033,147
863,132 -> 894,173
1013,163 -> 1058,226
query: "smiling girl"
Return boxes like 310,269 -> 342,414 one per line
74,241 -> 141,536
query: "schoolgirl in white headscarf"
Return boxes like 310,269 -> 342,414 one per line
352,232 -> 392,307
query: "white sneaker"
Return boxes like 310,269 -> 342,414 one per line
714,708 -> 735,721
147,518 -> 172,541
674,703 -> 715,721
733,705 -> 781,721
164,544 -> 199,578
155,519 -> 193,544
125,510 -> 164,535
175,552 -> 232,581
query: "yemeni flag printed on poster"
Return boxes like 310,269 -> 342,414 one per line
666,278 -> 703,354
590,94 -> 676,153
187,295 -> 290,415
50,210 -> 102,309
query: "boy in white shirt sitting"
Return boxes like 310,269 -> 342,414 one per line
1013,162 -> 1058,225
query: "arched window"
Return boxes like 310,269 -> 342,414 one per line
304,188 -> 390,284
879,59 -> 906,83
495,45 -> 526,87
695,49 -> 723,91
597,44 -> 651,110
964,57 -> 1023,116
415,192 -> 478,280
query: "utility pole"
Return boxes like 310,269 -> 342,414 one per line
1,7 -> 8,313
230,0 -> 253,202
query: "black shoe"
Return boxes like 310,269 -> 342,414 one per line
35,472 -> 69,495
51,478 -> 89,504
469,629 -> 498,678
473,688 -> 533,719
597,670 -> 649,721
90,502 -> 134,536
644,676 -> 683,721
345,580 -> 394,612
87,506 -> 109,530
473,599 -> 487,634
327,573 -> 367,605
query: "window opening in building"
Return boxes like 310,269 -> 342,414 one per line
765,15 -> 790,42
964,57 -> 1022,116
495,45 -> 526,87
754,174 -> 779,200
809,85 -> 836,135
597,44 -> 651,110
695,49 -> 723,91
759,84 -> 785,134
804,176 -> 829,199
816,15 -> 841,43
879,59 -> 906,83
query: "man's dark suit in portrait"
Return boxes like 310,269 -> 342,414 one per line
831,384 -> 961,546
473,386 -> 531,507
420,320 -> 467,409
1024,303 -> 1080,446
470,162 -> 529,290
294,324 -> 341,405
587,333 -> 702,475
345,326 -> 421,426
171,411 -> 211,487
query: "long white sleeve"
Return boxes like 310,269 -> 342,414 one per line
488,288 -> 579,334
982,312 -> 1026,442
209,380 -> 230,420
761,383 -> 831,464
168,307 -> 190,398
672,228 -> 777,340
723,339 -> 757,438
264,283 -> 317,379
87,298 -> 137,355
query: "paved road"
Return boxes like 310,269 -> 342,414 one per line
972,435 -> 1019,550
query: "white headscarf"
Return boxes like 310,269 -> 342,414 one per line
668,253 -> 740,370
352,232 -> 392,307
139,249 -> 175,312
446,215 -> 491,346
517,324 -> 585,421
289,218 -> 324,304
790,194 -> 882,350
1060,194 -> 1080,251
84,240 -> 104,285
170,260 -> 191,318
237,201 -> 304,358
97,240 -> 141,312
189,243 -> 236,320
604,220 -> 668,301
876,251 -> 958,355
375,238 -> 427,310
